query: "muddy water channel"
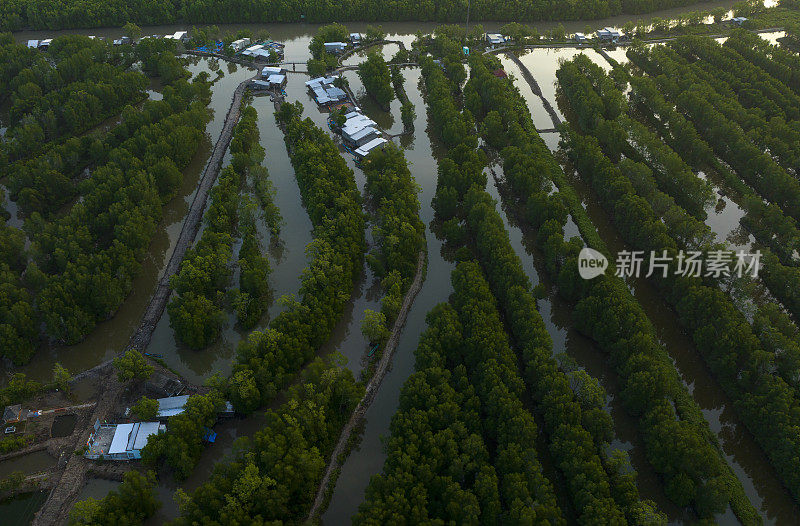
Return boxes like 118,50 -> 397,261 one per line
4,2 -> 749,380
4,2 -> 791,520
322,65 -> 456,524
0,57 -> 253,384
502,53 -> 798,522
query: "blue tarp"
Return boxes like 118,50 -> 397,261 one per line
203,428 -> 217,443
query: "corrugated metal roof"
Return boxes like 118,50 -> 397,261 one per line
355,137 -> 387,157
345,127 -> 379,143
108,423 -> 134,454
157,395 -> 190,411
133,422 -> 161,450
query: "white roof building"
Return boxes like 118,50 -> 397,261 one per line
251,79 -> 271,90
156,395 -> 190,418
324,42 -> 348,54
85,421 -> 165,460
573,33 -> 587,42
342,114 -> 377,132
262,66 -> 284,77
355,137 -> 388,159
242,44 -> 264,54
164,31 -> 188,41
308,77 -> 348,104
249,48 -> 276,60
27,40 -> 39,49
343,126 -> 380,147
267,74 -> 287,88
306,76 -> 336,88
596,27 -> 622,40
39,39 -> 53,48
486,34 -> 506,45
350,33 -> 364,42
230,38 -> 251,51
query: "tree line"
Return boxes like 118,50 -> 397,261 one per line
625,40 -> 800,353
625,66 -> 800,403
160,94 -> 426,514
558,51 -> 800,512
2,36 -> 148,165
68,471 -> 160,525
396,47 -> 663,523
171,357 -> 361,524
626,68 -> 800,271
466,51 -> 759,522
361,143 -> 425,337
0,35 -> 211,362
358,52 -> 394,109
0,0 -> 720,31
143,103 -> 365,483
167,103 -> 270,347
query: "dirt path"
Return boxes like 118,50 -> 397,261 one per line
126,76 -> 252,353
306,249 -> 426,521
30,76 -> 254,526
502,52 -> 562,130
31,374 -> 122,526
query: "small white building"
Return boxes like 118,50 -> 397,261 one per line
349,33 -> 364,43
249,78 -> 274,91
267,74 -> 287,88
354,137 -> 388,159
324,42 -> 348,54
307,76 -> 348,104
164,31 -> 189,42
343,113 -> 377,132
306,76 -> 336,89
486,33 -> 506,46
156,395 -> 190,418
246,48 -> 276,60
573,33 -> 587,43
262,66 -> 284,77
242,44 -> 264,55
27,40 -> 39,49
731,17 -> 749,26
596,27 -> 623,42
344,126 -> 380,147
85,420 -> 165,460
230,38 -> 251,52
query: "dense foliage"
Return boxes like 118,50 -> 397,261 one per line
172,358 -> 361,523
361,144 -> 425,323
142,390 -> 225,480
365,49 -> 665,524
68,471 -> 160,525
358,263 -> 566,524
358,52 -> 394,108
113,349 -> 153,382
559,48 -> 800,513
0,35 -> 210,362
464,51 -> 758,521
230,100 -> 365,408
0,0 -> 722,31
1,35 -> 147,165
308,23 -> 348,75
141,101 -> 365,484
168,104 -> 267,347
